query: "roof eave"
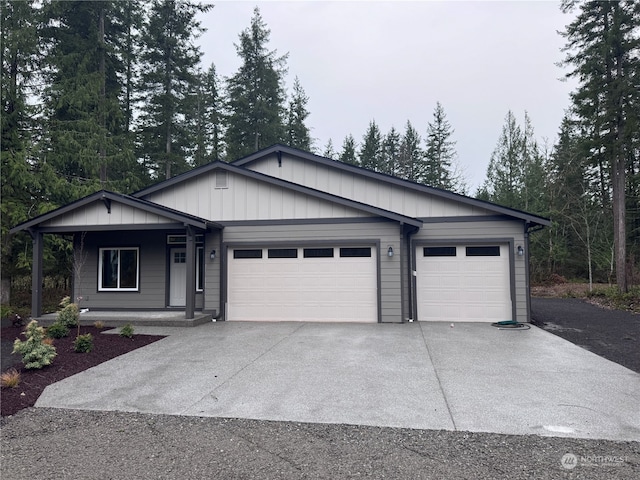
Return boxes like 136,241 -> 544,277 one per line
10,191 -> 214,234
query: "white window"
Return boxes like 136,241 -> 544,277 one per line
98,247 -> 139,291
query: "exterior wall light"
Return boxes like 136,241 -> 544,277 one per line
517,245 -> 524,257
387,246 -> 394,257
210,249 -> 216,260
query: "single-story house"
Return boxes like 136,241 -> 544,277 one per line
11,144 -> 549,324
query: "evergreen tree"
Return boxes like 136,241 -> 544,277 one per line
339,134 -> 358,166
543,115 -> 611,285
112,0 -> 144,139
479,111 -> 547,214
398,121 -> 423,182
39,1 -> 145,198
225,7 -> 288,160
1,0 -> 40,292
137,0 -> 211,179
192,63 -> 224,165
359,120 -> 383,171
382,127 -> 401,176
479,111 -> 525,208
560,0 -> 640,292
285,76 -> 312,150
323,139 -> 337,160
424,102 -> 464,192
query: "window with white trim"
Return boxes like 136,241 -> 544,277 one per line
99,248 -> 139,291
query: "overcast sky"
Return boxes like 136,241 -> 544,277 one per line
197,1 -> 578,192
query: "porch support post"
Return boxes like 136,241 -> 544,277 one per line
185,225 -> 196,319
29,229 -> 44,318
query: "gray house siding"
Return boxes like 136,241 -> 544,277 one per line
220,220 -> 403,323
41,201 -> 175,228
203,230 -> 222,316
142,170 -> 374,222
243,153 -> 495,219
73,230 -> 204,311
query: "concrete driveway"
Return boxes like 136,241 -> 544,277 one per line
36,322 -> 640,441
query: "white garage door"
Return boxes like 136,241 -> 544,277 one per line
227,246 -> 377,322
416,244 -> 512,322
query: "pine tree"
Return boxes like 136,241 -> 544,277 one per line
398,121 -> 423,182
112,0 -> 144,143
137,0 -> 211,179
543,115 -> 611,285
285,76 -> 312,150
225,7 -> 288,160
339,134 -> 358,166
479,111 -> 525,208
424,102 -> 464,192
39,0 -> 149,198
560,0 -> 640,292
359,120 -> 383,171
1,0 -> 41,294
382,127 -> 401,176
323,139 -> 337,160
192,63 -> 224,165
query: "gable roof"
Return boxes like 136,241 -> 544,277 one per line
133,160 -> 423,228
10,190 -> 216,234
232,144 -> 551,228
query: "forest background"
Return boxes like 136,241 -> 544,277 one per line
1,1 -> 639,309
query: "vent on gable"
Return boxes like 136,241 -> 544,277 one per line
215,171 -> 228,189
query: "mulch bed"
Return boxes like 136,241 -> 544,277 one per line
1,325 -> 164,416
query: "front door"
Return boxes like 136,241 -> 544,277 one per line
169,248 -> 186,306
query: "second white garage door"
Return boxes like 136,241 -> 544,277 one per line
227,246 -> 377,322
416,244 -> 512,322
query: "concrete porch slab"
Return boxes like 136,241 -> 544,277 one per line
34,310 -> 213,328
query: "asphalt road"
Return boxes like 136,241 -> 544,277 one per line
531,297 -> 640,373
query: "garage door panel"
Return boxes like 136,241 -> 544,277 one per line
228,246 -> 377,322
417,244 -> 511,322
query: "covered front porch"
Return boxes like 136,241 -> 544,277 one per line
34,310 -> 213,328
9,190 -> 222,321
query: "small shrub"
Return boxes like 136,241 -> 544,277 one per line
120,324 -> 134,338
42,337 -> 55,346
12,320 -> 57,369
0,368 -> 21,388
58,296 -> 71,308
57,303 -> 79,328
47,321 -> 69,339
1,304 -> 14,319
94,320 -> 105,329
73,333 -> 94,353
